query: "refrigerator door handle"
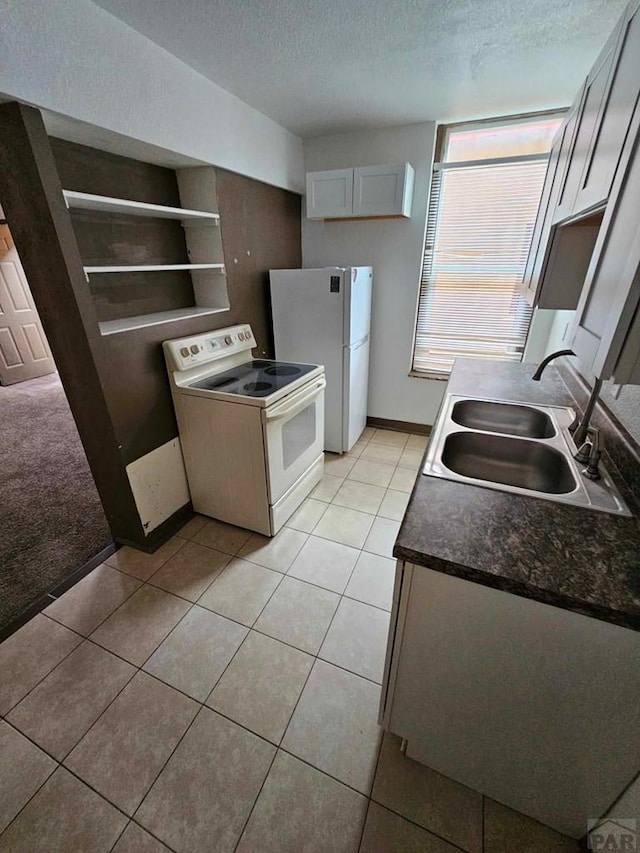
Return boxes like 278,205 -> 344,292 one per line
350,334 -> 370,351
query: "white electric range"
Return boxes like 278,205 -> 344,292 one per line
163,324 -> 325,536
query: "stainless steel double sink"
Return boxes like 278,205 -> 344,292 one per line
423,395 -> 631,516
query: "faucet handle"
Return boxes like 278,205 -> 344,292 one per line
574,439 -> 592,465
583,428 -> 602,481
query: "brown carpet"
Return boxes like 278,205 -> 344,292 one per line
0,373 -> 112,629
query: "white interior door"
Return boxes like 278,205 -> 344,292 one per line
0,224 -> 55,385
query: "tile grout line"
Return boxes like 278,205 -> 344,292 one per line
229,742 -> 282,850
228,572 -> 355,851
0,723 -> 59,840
6,479 -> 395,720
199,557 -> 293,710
106,818 -> 130,853
1,618 -> 86,717
105,533 -> 189,583
1,644 -> 141,768
47,586 -> 386,701
90,523 -> 275,678
43,565 -> 147,643
0,433 -> 421,849
481,794 -> 486,853
5,690 -> 469,853
145,545 -> 233,600
97,538 -> 312,845
363,799 -> 473,853
357,717 -> 388,853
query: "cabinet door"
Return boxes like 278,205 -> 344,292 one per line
523,95 -> 581,305
388,565 -> 640,839
305,169 -> 353,219
570,104 -> 640,379
352,163 -> 414,217
552,32 -> 618,224
522,128 -> 563,303
572,0 -> 640,214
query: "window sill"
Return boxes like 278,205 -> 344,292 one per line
409,370 -> 450,381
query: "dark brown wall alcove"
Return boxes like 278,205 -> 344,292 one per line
0,102 -> 302,550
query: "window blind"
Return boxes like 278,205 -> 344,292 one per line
412,157 -> 548,375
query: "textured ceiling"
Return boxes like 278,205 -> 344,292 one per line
91,0 -> 626,137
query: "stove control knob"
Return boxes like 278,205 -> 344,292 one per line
190,345 -> 200,355
238,332 -> 245,340
224,335 -> 233,345
180,347 -> 190,358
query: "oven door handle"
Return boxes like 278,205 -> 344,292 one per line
264,378 -> 326,421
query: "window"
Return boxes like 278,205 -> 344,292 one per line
412,114 -> 563,377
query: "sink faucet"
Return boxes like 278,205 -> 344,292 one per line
572,376 -> 603,447
531,349 -> 605,467
531,349 -> 575,381
531,349 -> 580,433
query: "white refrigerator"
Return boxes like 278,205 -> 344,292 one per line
269,266 -> 373,453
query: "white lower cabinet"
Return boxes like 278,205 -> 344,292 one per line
380,562 -> 640,839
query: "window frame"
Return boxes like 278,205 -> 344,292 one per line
410,111 -> 565,380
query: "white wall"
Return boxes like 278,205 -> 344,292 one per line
0,0 -> 304,192
302,123 -> 443,425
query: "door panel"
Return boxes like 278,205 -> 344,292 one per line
270,267 -> 345,452
0,224 -> 55,384
553,51 -> 614,224
574,1 -> 640,213
343,337 -> 370,451
263,382 -> 325,501
305,169 -> 353,219
344,267 -> 373,346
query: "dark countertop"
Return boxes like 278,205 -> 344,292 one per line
394,359 -> 640,631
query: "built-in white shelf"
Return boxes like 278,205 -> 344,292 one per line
99,306 -> 229,336
63,190 -> 220,224
85,263 -> 225,275
67,168 -> 230,337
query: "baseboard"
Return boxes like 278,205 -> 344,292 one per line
367,416 -> 432,436
115,501 -> 194,554
0,540 -> 117,643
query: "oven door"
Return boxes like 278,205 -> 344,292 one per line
263,376 -> 326,502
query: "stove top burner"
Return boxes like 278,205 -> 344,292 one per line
243,381 -> 272,393
188,359 -> 316,398
264,365 -> 301,377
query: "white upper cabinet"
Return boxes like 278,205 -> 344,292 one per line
306,163 -> 414,220
352,163 -> 414,218
305,168 -> 353,219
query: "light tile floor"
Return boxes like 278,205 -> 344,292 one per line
0,427 -> 580,852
